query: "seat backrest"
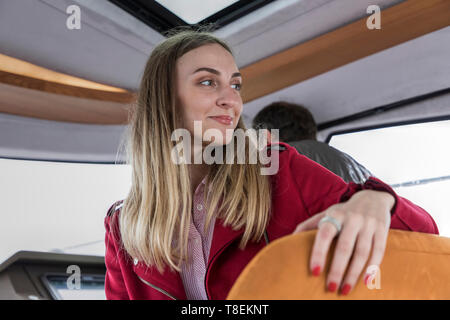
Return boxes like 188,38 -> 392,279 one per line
227,229 -> 450,299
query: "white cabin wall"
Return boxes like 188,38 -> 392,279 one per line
0,112 -> 128,163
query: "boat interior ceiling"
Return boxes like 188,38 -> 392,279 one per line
0,0 -> 449,163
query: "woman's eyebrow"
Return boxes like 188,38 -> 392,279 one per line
192,67 -> 241,79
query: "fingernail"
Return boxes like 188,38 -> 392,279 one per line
364,274 -> 370,286
327,282 -> 337,292
341,284 -> 351,295
312,266 -> 321,277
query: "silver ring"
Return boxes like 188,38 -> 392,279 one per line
318,215 -> 342,234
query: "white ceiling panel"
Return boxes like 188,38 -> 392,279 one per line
1,0 -> 404,91
1,0 -> 448,161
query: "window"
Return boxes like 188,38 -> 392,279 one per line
155,0 -> 239,24
0,158 -> 131,264
109,0 -> 275,34
328,118 -> 450,237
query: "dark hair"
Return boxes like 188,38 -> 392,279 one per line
252,101 -> 317,141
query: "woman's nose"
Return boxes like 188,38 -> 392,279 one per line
217,86 -> 240,109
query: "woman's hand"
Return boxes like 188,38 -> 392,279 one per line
293,190 -> 395,295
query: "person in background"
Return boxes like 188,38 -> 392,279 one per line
252,101 -> 373,184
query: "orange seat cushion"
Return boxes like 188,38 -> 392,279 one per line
227,229 -> 450,299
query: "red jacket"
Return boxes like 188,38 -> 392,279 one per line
104,142 -> 439,300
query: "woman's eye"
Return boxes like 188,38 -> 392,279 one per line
200,80 -> 214,86
200,80 -> 242,91
232,83 -> 242,91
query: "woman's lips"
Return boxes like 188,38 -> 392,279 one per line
209,116 -> 233,125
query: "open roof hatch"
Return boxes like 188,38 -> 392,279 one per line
108,0 -> 276,34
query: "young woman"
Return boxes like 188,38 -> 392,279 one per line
104,30 -> 439,300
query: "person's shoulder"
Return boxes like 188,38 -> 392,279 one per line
290,139 -> 334,153
275,141 -> 342,177
266,141 -> 301,155
269,141 -> 312,162
106,199 -> 125,218
105,200 -> 125,242
265,141 -> 294,165
289,139 -> 351,161
266,142 -> 289,151
266,141 -> 315,175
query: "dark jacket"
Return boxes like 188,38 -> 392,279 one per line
289,140 -> 373,184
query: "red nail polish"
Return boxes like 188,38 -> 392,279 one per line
327,282 -> 337,292
364,274 -> 370,286
341,284 -> 351,295
312,266 -> 321,276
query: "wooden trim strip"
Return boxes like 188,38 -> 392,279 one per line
0,53 -> 130,92
240,0 -> 450,103
0,70 -> 136,104
0,82 -> 131,125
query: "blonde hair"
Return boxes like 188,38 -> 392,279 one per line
115,28 -> 272,273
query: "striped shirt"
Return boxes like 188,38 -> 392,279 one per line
180,177 -> 216,300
